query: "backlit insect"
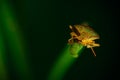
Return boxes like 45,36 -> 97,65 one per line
68,23 -> 100,57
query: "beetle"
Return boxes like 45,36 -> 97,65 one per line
68,23 -> 100,57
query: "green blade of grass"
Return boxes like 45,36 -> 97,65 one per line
0,1 -> 32,79
48,44 -> 84,80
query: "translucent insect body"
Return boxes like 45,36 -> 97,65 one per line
68,24 -> 100,57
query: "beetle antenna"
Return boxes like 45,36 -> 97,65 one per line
90,47 -> 96,57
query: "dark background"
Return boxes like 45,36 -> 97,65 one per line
5,0 -> 120,80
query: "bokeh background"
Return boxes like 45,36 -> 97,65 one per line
0,0 -> 119,80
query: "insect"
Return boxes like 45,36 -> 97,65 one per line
68,23 -> 100,57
